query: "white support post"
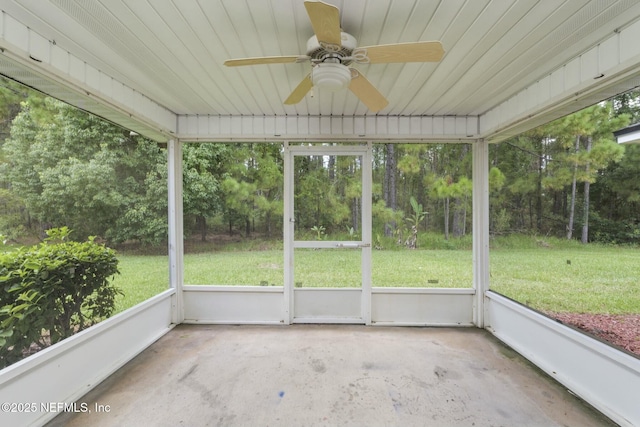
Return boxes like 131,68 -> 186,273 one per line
472,139 -> 490,328
168,139 -> 184,324
283,141 -> 292,325
361,142 -> 373,325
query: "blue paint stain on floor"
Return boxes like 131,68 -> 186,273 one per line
279,391 -> 285,398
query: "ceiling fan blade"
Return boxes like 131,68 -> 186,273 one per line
224,56 -> 308,67
348,69 -> 388,112
284,74 -> 313,105
356,41 -> 444,64
304,1 -> 342,47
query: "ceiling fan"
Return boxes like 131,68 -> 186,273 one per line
224,0 -> 444,112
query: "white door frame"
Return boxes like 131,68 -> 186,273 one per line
283,142 -> 372,325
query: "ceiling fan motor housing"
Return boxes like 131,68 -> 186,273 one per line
306,32 -> 358,63
307,32 -> 357,91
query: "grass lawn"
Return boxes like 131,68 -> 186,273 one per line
490,247 -> 640,314
112,255 -> 168,313
111,244 -> 639,315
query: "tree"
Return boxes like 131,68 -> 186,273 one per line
550,104 -> 628,242
182,143 -> 227,241
383,144 -> 397,237
220,143 -> 282,237
2,98 -> 168,243
0,77 -> 28,144
612,89 -> 640,122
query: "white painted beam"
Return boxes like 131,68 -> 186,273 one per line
472,139 -> 490,327
0,10 -> 176,142
167,140 -> 184,324
177,115 -> 479,142
481,18 -> 640,142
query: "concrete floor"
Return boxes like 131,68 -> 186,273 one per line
47,325 -> 614,427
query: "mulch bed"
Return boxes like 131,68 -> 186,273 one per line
546,312 -> 640,357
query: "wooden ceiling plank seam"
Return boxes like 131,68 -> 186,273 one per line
101,0 -> 214,113
12,0 -> 189,113
218,0 -> 275,115
174,1 -> 258,113
444,3 -> 575,112
392,0 -> 514,115
287,0 -> 317,113
6,0 -> 640,124
357,1 -> 391,49
450,0 -> 625,115
226,0 -> 289,115
170,1 -> 250,114
436,0 -> 586,115
403,0 -> 441,41
376,0 -> 442,113
433,0 -> 552,115
10,0 -> 155,102
480,0 -> 640,115
267,0 -> 309,114
403,0 -> 500,114
474,0 -> 609,110
393,0 -> 468,115
138,0 -> 244,114
428,0 -> 535,115
339,0 -> 367,48
196,1 -> 263,115
362,0 -> 419,114
246,0 -> 294,115
151,1 -> 234,112
83,0 -> 209,113
200,0 -> 267,114
479,38 -> 640,138
187,1 -> 252,114
400,0 -> 491,115
0,47 -> 175,140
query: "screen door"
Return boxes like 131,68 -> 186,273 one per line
284,142 -> 372,324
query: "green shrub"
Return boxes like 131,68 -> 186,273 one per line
0,227 -> 121,368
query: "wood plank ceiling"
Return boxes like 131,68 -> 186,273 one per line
4,0 -> 640,118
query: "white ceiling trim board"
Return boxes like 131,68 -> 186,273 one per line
176,114 -> 479,142
0,10 -> 177,139
481,17 -> 640,142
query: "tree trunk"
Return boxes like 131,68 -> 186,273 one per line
567,135 -> 580,239
328,155 -> 336,181
581,136 -> 593,244
198,215 -> 207,242
384,144 -> 397,237
536,142 -> 544,232
463,195 -> 468,235
265,211 -> 272,237
444,197 -> 450,240
452,198 -> 464,237
352,197 -> 359,233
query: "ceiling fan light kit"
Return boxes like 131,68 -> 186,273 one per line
224,0 -> 444,112
312,63 -> 351,91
